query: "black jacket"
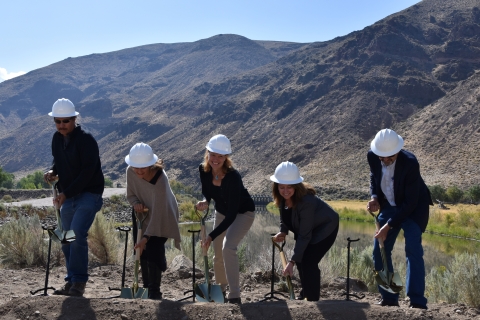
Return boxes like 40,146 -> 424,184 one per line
199,164 -> 255,240
50,125 -> 104,198
280,194 -> 339,262
368,149 -> 432,232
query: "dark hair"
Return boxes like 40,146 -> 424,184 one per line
271,182 -> 316,208
202,150 -> 234,173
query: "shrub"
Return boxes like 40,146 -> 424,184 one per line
426,252 -> 480,307
465,185 -> 480,204
16,171 -> 50,189
0,215 -> 63,268
178,202 -> 199,222
446,186 -> 463,203
2,195 -> 13,202
428,185 -> 447,202
88,212 -> 119,264
104,177 -> 113,188
0,167 -> 14,189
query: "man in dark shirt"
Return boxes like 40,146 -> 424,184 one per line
44,98 -> 104,297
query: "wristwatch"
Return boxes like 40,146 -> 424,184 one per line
142,235 -> 150,242
290,260 -> 295,265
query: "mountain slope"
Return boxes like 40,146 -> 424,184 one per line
1,0 -> 480,193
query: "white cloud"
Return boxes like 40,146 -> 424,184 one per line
0,67 -> 26,82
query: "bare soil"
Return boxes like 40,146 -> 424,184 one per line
0,264 -> 479,320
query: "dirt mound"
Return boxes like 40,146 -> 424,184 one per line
0,265 -> 478,320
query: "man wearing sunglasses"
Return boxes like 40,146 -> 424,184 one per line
366,128 -> 432,310
44,98 -> 104,297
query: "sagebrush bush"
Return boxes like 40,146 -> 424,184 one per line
426,252 -> 480,307
88,212 -> 119,264
0,215 -> 63,268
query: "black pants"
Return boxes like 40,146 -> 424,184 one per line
141,236 -> 168,271
296,225 -> 339,301
132,208 -> 167,271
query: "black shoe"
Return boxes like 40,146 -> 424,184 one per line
375,299 -> 399,307
53,282 -> 72,296
227,298 -> 242,305
148,291 -> 163,300
409,303 -> 427,310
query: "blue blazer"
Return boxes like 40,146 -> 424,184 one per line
368,149 -> 432,232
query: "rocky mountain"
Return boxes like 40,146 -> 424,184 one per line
1,0 -> 479,193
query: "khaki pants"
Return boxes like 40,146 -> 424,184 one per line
212,210 -> 255,299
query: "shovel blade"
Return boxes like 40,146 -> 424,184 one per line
379,284 -> 397,294
64,230 -> 76,242
120,288 -> 134,299
195,283 -> 210,301
134,288 -> 148,299
50,229 -> 76,244
209,284 -> 225,303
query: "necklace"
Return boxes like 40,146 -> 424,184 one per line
215,175 -> 219,180
284,206 -> 289,209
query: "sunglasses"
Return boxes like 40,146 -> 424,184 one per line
54,117 -> 75,124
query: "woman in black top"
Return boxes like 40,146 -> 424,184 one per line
271,161 -> 339,301
195,134 -> 255,304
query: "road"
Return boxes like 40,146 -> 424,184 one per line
6,188 -> 126,207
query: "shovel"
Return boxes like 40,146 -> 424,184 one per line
48,179 -> 75,244
368,210 -> 403,294
120,208 -> 149,299
194,208 -> 224,303
271,237 -> 295,300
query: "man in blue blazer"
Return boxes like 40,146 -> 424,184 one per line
367,129 -> 432,310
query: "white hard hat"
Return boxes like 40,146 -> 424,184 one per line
270,161 -> 304,184
48,98 -> 79,117
206,134 -> 232,155
125,143 -> 158,168
370,129 -> 404,157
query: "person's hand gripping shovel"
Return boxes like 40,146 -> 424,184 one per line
121,208 -> 149,299
367,209 -> 403,294
194,208 -> 224,303
47,178 -> 75,244
271,237 -> 295,300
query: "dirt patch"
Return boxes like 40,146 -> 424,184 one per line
0,265 -> 478,320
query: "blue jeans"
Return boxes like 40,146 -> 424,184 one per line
60,192 -> 103,283
373,203 -> 427,307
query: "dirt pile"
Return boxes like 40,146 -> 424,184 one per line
0,264 -> 478,320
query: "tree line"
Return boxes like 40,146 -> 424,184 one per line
428,184 -> 480,204
0,167 -> 113,189
2,166 -> 480,204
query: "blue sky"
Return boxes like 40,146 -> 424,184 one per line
0,0 -> 419,82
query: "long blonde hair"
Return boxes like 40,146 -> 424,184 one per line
271,182 -> 316,208
202,150 -> 234,173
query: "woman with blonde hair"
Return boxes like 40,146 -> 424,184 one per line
195,134 -> 255,304
271,161 -> 339,301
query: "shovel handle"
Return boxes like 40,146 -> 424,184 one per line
271,237 -> 295,300
367,209 -> 385,249
200,225 -> 208,257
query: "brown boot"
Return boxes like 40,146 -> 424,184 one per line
53,282 -> 72,295
68,282 -> 86,297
